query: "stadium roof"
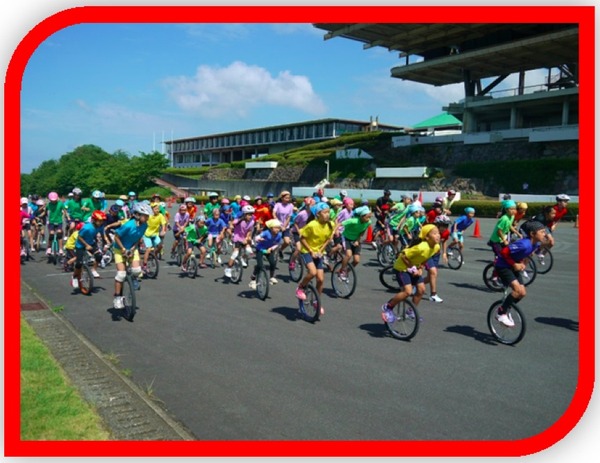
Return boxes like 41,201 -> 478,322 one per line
411,113 -> 462,130
313,24 -> 578,87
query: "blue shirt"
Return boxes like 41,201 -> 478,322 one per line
113,218 -> 148,250
496,238 -> 541,269
75,222 -> 104,249
454,215 -> 474,232
205,217 -> 228,236
255,229 -> 282,252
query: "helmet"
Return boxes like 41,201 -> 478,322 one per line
267,192 -> 274,198
265,219 -> 282,229
556,194 -> 570,202
68,192 -> 74,197
119,194 -> 128,201
208,192 -> 218,198
435,196 -> 444,203
254,195 -> 262,201
91,210 -> 107,222
185,197 -> 196,203
383,189 -> 391,195
72,187 -> 82,195
354,206 -> 371,217
340,189 -> 348,197
128,191 -> 136,197
179,204 -> 187,212
464,207 -> 475,214
20,197 -> 28,205
242,205 -> 255,214
152,193 -> 161,198
32,194 -> 39,201
222,205 -> 231,211
36,199 -> 45,206
280,190 -> 291,198
517,202 -> 528,210
243,195 -> 251,201
342,197 -> 354,207
196,215 -> 206,223
221,198 -> 230,205
447,189 -> 457,196
92,190 -> 101,199
304,197 -> 316,207
109,205 -> 120,213
75,222 -> 84,231
434,214 -> 451,225
48,192 -> 59,201
381,204 -> 390,211
502,199 -> 517,209
406,204 -> 418,215
522,220 -> 546,235
115,199 -> 125,207
502,193 -> 512,200
132,202 -> 153,216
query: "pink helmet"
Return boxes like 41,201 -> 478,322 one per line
343,197 -> 354,207
221,198 -> 230,205
179,204 -> 187,212
48,192 -> 59,201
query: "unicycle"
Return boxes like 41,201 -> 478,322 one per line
331,261 -> 357,298
487,292 -> 526,345
384,299 -> 420,341
298,283 -> 321,323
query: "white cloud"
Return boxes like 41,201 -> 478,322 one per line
163,61 -> 327,118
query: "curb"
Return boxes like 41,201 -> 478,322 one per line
20,279 -> 196,441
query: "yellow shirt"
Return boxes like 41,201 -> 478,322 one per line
299,220 -> 334,254
393,241 -> 440,272
145,213 -> 167,237
65,231 -> 78,250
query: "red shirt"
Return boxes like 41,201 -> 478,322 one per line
551,204 -> 568,225
426,209 -> 440,224
253,203 -> 273,225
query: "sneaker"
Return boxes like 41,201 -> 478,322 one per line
295,287 -> 307,301
199,263 -> 208,269
289,260 -> 296,271
371,242 -> 378,250
269,277 -> 278,285
46,248 -> 52,255
181,264 -> 187,272
245,245 -> 253,256
406,308 -> 416,320
338,270 -> 348,282
20,249 -> 27,257
113,296 -> 124,309
249,280 -> 257,290
71,278 -> 79,289
496,312 -> 515,327
430,294 -> 443,303
522,271 -> 529,279
92,270 -> 101,278
217,256 -> 222,264
224,267 -> 232,278
241,258 -> 248,268
381,308 -> 396,323
58,250 -> 65,256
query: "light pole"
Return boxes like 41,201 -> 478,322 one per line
324,160 -> 330,183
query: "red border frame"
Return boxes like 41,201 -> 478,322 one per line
5,5 -> 594,457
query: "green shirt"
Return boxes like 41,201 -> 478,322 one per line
204,202 -> 220,217
184,223 -> 208,245
341,217 -> 371,241
65,198 -> 88,221
47,201 -> 66,224
490,215 -> 515,243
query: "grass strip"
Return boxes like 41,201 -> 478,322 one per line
20,317 -> 110,440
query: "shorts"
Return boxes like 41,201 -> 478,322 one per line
75,246 -> 100,268
395,269 -> 424,287
187,241 -> 205,251
424,253 -> 440,270
143,235 -> 161,248
342,237 -> 362,255
301,252 -> 324,270
282,228 -> 292,239
451,231 -> 464,243
114,248 -> 140,264
47,223 -> 64,234
496,266 -> 524,287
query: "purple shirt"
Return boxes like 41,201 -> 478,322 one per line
273,202 -> 294,228
231,217 -> 255,243
173,211 -> 190,231
293,210 -> 310,231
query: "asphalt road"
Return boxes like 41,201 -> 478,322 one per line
20,217 -> 580,441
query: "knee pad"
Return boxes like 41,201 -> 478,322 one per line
131,267 -> 142,278
115,271 -> 127,282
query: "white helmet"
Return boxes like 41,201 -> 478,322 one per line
92,190 -> 101,199
242,205 -> 255,214
72,187 -> 82,195
132,202 -> 153,216
21,197 -> 29,205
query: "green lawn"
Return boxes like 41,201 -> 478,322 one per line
20,318 -> 110,440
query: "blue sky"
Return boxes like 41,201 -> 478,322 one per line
19,22 -> 470,173
20,21 -> 552,174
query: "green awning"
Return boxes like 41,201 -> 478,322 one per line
412,113 -> 462,130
